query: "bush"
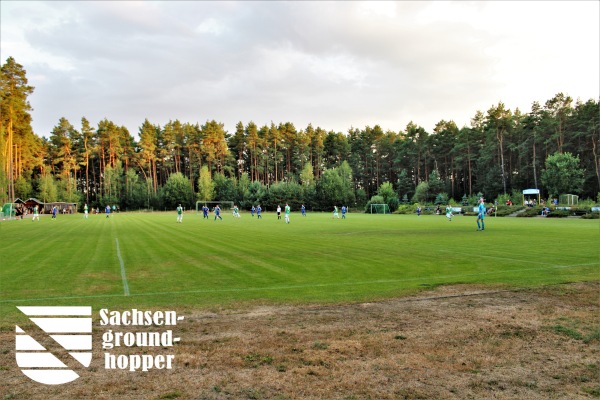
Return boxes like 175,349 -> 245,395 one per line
460,194 -> 469,206
434,193 -> 449,205
581,212 -> 599,220
412,182 -> 430,204
467,194 -> 481,207
160,172 -> 194,209
510,189 -> 523,206
546,210 -> 570,218
577,199 -> 597,209
495,193 -> 511,206
395,205 -> 416,215
517,207 -> 544,217
494,205 -> 524,217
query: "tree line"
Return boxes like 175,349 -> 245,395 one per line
1,57 -> 598,212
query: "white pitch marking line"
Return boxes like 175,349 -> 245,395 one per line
115,238 -> 130,296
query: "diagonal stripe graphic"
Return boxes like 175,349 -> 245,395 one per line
16,334 -> 46,351
16,309 -> 92,376
17,306 -> 92,316
16,352 -> 68,368
68,352 -> 92,368
29,318 -> 92,333
50,335 -> 92,351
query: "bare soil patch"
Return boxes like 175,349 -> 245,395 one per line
1,282 -> 599,399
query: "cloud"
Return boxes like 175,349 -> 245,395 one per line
1,1 -> 598,137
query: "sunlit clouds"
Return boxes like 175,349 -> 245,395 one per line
1,1 -> 598,137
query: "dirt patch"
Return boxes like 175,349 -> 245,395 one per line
1,282 -> 599,399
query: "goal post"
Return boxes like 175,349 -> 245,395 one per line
370,204 -> 390,214
196,201 -> 234,214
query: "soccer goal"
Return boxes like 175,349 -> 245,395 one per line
196,201 -> 234,214
370,204 -> 391,214
559,194 -> 578,206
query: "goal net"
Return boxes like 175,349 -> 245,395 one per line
196,201 -> 234,214
370,204 -> 390,214
559,194 -> 578,206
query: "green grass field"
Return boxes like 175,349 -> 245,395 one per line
1,211 -> 598,324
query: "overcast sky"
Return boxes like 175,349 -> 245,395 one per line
1,1 -> 598,139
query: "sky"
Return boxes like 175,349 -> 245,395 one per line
1,1 -> 598,139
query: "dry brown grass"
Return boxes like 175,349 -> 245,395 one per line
1,282 -> 599,399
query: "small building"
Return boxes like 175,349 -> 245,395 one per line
522,189 -> 541,206
24,198 -> 45,213
44,202 -> 77,214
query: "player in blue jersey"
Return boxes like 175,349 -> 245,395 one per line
341,205 -> 347,219
214,205 -> 223,221
301,204 -> 306,217
257,205 -> 262,219
477,198 -> 486,231
251,205 -> 255,217
202,205 -> 209,219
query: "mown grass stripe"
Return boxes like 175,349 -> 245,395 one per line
0,260 -> 594,303
1,213 -> 597,317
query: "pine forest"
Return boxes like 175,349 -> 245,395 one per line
1,57 -> 599,212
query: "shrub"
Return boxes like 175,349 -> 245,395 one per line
460,194 -> 469,206
577,199 -> 596,209
412,181 -> 430,204
395,205 -> 416,215
434,193 -> 449,205
546,210 -> 570,218
510,189 -> 523,206
494,206 -> 524,217
517,207 -> 544,217
495,193 -> 511,206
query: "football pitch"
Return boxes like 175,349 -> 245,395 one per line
0,211 -> 598,322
